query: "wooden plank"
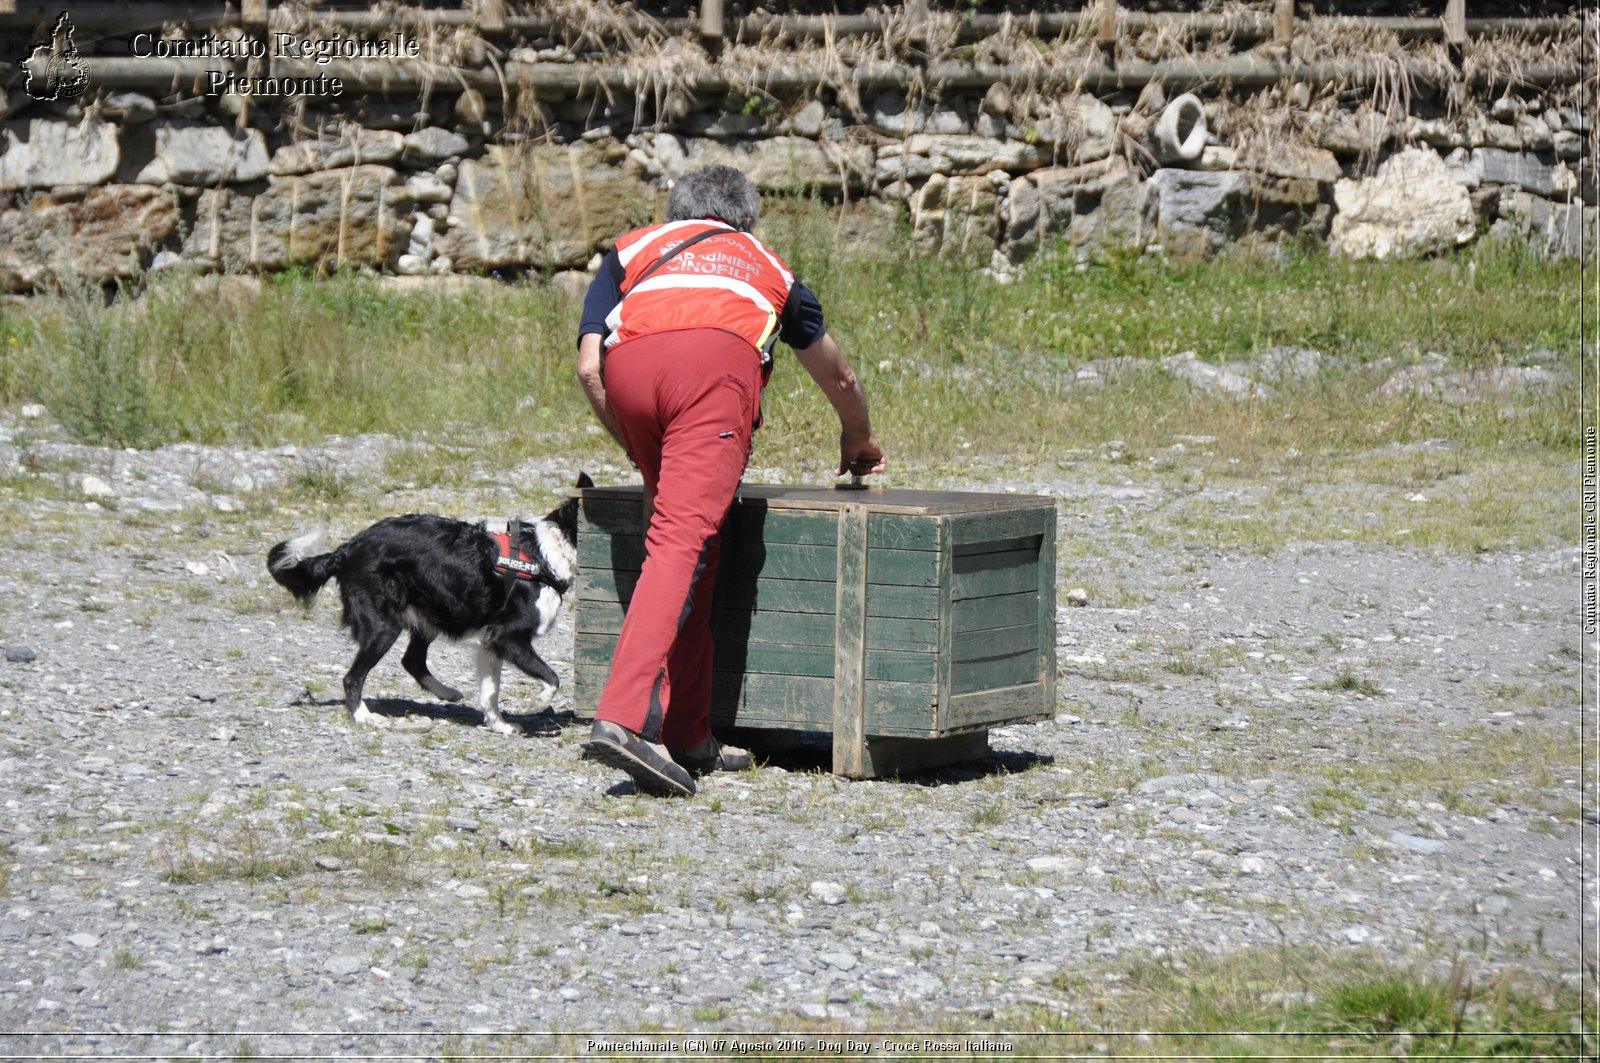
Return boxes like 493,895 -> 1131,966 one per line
953,623 -> 1038,662
714,577 -> 837,615
934,513 -> 954,733
946,683 -> 1052,731
1274,0 -> 1294,44
868,651 -> 935,684
580,601 -> 837,646
953,533 -> 1043,558
732,484 -> 1053,515
904,0 -> 930,50
580,534 -> 838,581
952,590 -> 1038,633
1038,518 -> 1057,719
700,0 -> 725,41
951,647 -> 1038,696
867,513 -> 940,551
578,532 -> 644,571
951,549 -> 1038,600
832,503 -> 869,777
845,732 -> 989,780
572,663 -> 604,718
866,547 -> 940,588
67,53 -> 1584,97
573,633 -> 621,671
582,569 -> 843,611
726,508 -> 839,545
866,680 -> 938,737
865,615 -> 938,653
579,499 -> 644,536
584,483 -> 1053,518
579,494 -> 643,519
0,8 -> 1561,41
710,672 -> 833,730
576,568 -> 646,604
579,517 -> 839,585
723,543 -> 836,581
1097,0 -> 1117,49
716,582 -> 838,614
953,544 -> 1039,575
579,632 -> 909,685
865,582 -> 940,620
950,505 -> 1054,548
574,596 -> 629,634
714,641 -> 833,678
1443,0 -> 1467,46
480,0 -> 505,34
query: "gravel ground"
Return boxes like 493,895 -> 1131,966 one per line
0,411 -> 1589,1059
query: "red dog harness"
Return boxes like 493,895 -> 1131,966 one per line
489,520 -> 570,594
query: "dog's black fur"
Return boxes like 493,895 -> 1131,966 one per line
267,473 -> 591,733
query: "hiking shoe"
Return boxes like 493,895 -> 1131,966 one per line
671,735 -> 753,775
581,720 -> 696,798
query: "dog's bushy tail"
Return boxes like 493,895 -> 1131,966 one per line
267,530 -> 340,604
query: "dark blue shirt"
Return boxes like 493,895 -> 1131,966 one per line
577,247 -> 827,350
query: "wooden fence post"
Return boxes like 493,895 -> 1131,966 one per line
1444,0 -> 1466,69
1443,0 -> 1467,46
1096,0 -> 1117,61
480,0 -> 505,35
700,0 -> 724,43
1274,0 -> 1294,44
906,0 -> 929,49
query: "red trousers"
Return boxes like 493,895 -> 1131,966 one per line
596,328 -> 762,747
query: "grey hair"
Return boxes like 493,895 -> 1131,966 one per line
666,166 -> 761,232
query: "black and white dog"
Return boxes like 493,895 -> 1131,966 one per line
266,474 -> 590,734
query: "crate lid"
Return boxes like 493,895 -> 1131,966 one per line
577,482 -> 1053,515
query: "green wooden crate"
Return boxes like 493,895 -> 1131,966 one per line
574,484 -> 1056,778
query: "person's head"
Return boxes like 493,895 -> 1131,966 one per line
666,165 -> 761,232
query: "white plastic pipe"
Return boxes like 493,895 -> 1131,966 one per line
1152,92 -> 1207,166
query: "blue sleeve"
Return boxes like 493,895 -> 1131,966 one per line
577,249 -> 625,345
778,281 -> 826,350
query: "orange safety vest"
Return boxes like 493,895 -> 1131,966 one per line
603,221 -> 795,359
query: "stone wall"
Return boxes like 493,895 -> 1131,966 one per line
0,9 -> 1591,292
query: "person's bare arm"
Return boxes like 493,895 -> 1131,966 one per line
792,332 -> 887,478
577,332 -> 628,452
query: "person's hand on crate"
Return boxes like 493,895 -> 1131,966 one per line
838,430 -> 886,480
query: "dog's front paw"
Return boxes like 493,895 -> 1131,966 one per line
528,681 -> 557,711
351,703 -> 391,729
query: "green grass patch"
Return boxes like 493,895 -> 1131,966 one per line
0,218 -> 1578,560
1012,948 -> 1591,1061
160,827 -> 313,885
1316,723 -> 1580,807
1318,670 -> 1387,697
1162,449 -> 1572,556
444,950 -> 1589,1060
2,224 -> 1577,457
524,836 -> 598,860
